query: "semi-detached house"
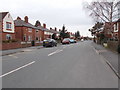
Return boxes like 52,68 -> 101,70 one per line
14,16 -> 35,44
14,16 -> 45,46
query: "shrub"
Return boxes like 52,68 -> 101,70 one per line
2,39 -> 18,43
118,44 -> 120,53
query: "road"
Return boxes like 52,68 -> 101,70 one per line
1,41 -> 118,88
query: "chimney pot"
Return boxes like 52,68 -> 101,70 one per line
43,23 -> 46,28
50,27 -> 52,30
24,16 -> 28,23
17,16 -> 21,20
55,27 -> 57,31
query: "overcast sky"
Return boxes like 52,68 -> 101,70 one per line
1,0 -> 95,37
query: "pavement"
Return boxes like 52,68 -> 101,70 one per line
91,42 -> 119,78
1,46 -> 43,56
1,41 -> 118,88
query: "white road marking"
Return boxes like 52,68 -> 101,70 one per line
0,61 -> 35,78
8,55 -> 18,58
48,49 -> 63,56
91,46 -> 99,54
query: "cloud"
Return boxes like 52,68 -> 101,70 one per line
0,0 -> 94,36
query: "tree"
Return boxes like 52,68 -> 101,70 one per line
35,20 -> 41,27
76,31 -> 80,38
59,25 -> 69,39
75,31 -> 80,39
52,33 -> 56,40
84,0 -> 120,36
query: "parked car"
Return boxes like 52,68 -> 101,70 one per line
43,38 -> 57,47
62,38 -> 70,44
81,39 -> 84,42
69,39 -> 77,43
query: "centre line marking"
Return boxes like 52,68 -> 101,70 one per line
0,61 -> 35,78
48,49 -> 63,56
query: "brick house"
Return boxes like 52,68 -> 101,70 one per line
0,12 -> 15,41
14,16 -> 36,45
117,19 -> 120,42
44,26 -> 60,40
103,20 -> 120,40
103,22 -> 114,39
113,19 -> 120,40
34,21 -> 45,41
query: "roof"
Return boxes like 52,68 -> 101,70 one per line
49,29 -> 60,34
14,18 -> 60,34
37,26 -> 60,34
14,19 -> 36,29
36,25 -> 47,31
0,12 -> 9,21
117,18 -> 120,22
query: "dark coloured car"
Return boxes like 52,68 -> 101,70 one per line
43,38 -> 57,47
62,38 -> 70,44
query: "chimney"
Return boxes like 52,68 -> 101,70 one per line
24,16 -> 28,23
50,27 -> 52,30
17,16 -> 21,20
55,27 -> 57,31
59,29 -> 61,32
43,23 -> 46,28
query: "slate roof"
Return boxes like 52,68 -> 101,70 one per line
14,18 -> 59,34
49,29 -> 60,34
0,12 -> 8,21
117,18 -> 120,22
14,19 -> 36,29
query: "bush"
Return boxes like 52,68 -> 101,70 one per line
2,39 -> 18,43
118,45 -> 120,53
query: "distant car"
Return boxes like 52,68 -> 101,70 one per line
62,38 -> 70,44
69,39 -> 77,43
81,39 -> 84,42
43,38 -> 57,47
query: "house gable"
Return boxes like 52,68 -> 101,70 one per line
3,12 -> 15,33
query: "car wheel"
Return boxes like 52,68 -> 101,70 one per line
55,44 -> 57,47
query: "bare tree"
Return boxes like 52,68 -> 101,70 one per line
84,0 -> 120,36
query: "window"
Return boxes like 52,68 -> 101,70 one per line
28,28 -> 32,32
28,36 -> 32,41
36,37 -> 39,41
23,35 -> 26,41
6,22 -> 12,30
36,30 -> 39,33
6,34 -> 12,40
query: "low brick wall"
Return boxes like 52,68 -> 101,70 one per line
0,42 -> 43,50
107,41 -> 118,51
35,43 -> 42,46
1,42 -> 22,50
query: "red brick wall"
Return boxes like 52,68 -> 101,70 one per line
0,21 -> 2,42
41,31 -> 44,41
118,21 -> 120,44
44,34 -> 50,40
1,42 -> 22,50
2,32 -> 15,40
15,27 -> 23,41
15,26 -> 36,41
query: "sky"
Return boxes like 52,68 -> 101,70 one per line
1,0 -> 95,37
